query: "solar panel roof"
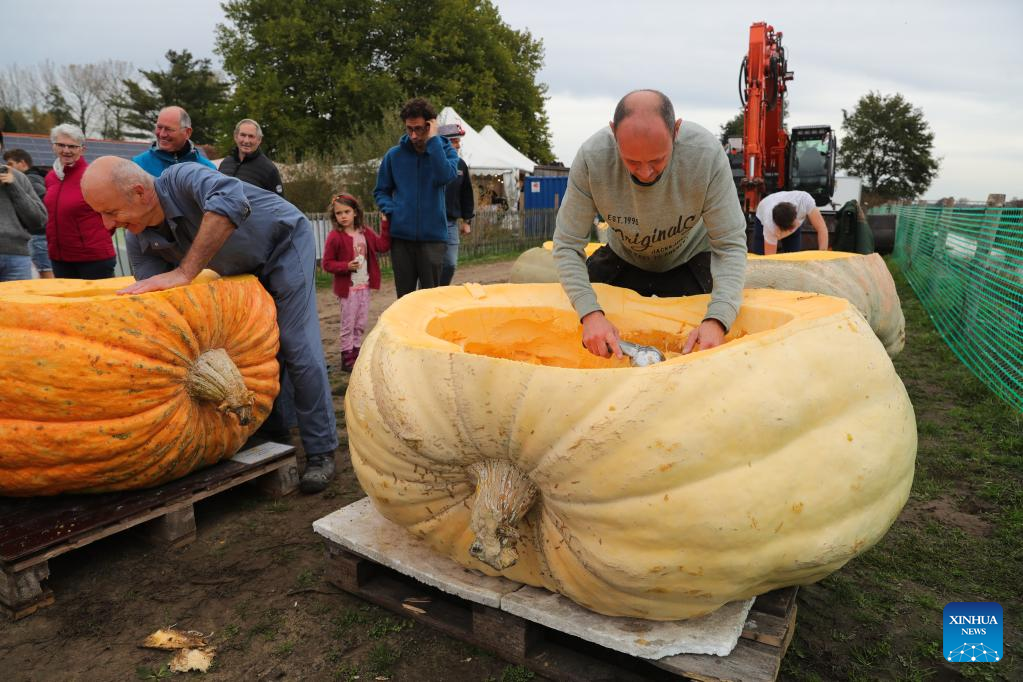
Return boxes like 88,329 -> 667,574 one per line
2,133 -> 150,170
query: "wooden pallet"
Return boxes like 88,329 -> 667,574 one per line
0,440 -> 297,620
323,541 -> 798,682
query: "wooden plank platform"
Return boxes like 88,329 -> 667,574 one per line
320,537 -> 797,681
0,440 -> 297,620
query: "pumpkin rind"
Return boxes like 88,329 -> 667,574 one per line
346,283 -> 916,620
0,272 -> 280,496
745,251 -> 905,356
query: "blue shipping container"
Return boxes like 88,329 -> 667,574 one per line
523,176 -> 569,210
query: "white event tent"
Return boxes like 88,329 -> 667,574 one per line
436,107 -> 535,210
479,125 -> 536,174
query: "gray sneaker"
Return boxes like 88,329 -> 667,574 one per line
300,452 -> 336,494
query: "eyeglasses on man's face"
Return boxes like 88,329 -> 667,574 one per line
53,142 -> 82,151
155,125 -> 180,134
405,124 -> 429,136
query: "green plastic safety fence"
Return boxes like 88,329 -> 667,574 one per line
872,204 -> 1023,413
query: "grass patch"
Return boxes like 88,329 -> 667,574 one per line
331,607 -> 369,636
365,642 -> 400,677
248,607 -> 285,642
780,258 -> 1022,681
219,623 -> 241,641
496,665 -> 535,682
293,568 -> 317,590
332,662 -> 360,682
368,615 -> 414,639
135,666 -> 172,680
272,639 -> 296,658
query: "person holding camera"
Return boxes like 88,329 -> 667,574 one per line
0,132 -> 48,281
3,148 -> 53,278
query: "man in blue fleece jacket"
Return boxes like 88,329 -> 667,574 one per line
374,98 -> 459,298
133,106 -> 217,178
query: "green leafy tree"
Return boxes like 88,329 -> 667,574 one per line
0,107 -> 56,134
120,50 -> 229,143
216,0 -> 553,162
719,111 -> 744,146
44,85 -> 73,125
719,105 -> 790,147
376,0 -> 552,163
839,92 -> 940,203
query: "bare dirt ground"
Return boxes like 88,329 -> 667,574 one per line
0,260 -> 527,682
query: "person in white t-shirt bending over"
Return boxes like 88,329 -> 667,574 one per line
752,190 -> 829,255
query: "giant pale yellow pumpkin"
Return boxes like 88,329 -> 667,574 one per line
745,251 -> 905,355
0,272 -> 280,496
508,242 -> 601,284
346,283 -> 916,620
510,244 -> 905,356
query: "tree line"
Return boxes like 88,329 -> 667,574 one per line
2,0 -> 946,204
1,0 -> 555,166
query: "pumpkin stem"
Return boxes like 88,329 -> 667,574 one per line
184,348 -> 255,425
467,459 -> 538,570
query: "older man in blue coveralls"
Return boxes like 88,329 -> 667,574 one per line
81,156 -> 338,494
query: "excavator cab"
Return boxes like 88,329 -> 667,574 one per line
787,126 -> 836,205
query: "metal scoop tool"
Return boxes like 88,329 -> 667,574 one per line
617,340 -> 666,367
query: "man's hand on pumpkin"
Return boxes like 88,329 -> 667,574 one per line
683,319 -> 726,354
581,310 -> 622,359
117,268 -> 193,295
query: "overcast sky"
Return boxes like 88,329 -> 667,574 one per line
4,0 -> 1020,199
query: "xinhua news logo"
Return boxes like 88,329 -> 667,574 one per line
943,602 -> 1002,663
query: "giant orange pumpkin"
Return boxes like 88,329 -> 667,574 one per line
0,272 -> 280,496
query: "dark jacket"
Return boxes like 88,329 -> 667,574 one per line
132,140 -> 217,178
445,158 -> 474,222
26,171 -> 46,201
219,148 -> 284,196
44,159 -> 115,262
321,220 -> 391,299
373,135 -> 458,242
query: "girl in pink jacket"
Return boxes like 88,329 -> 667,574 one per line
321,193 -> 390,371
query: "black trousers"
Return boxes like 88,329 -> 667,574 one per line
391,238 -> 446,299
585,245 -> 713,297
51,258 -> 117,280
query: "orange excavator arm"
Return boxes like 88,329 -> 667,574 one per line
740,22 -> 792,214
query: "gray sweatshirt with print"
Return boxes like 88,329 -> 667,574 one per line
552,122 -> 747,330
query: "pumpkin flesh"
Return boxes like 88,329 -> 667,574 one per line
510,245 -> 906,356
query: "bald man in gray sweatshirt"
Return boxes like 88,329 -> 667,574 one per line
553,90 -> 747,357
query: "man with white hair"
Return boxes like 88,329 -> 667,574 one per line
44,123 -> 116,279
81,157 -> 339,494
0,131 -> 48,281
132,106 -> 217,177
219,119 -> 284,196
